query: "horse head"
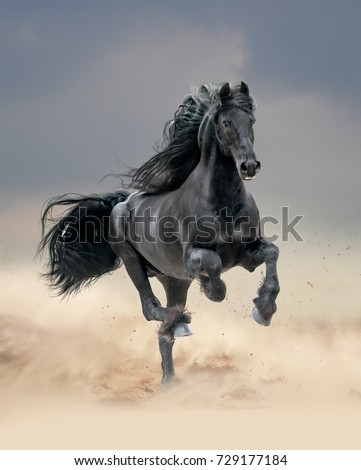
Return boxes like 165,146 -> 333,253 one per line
215,82 -> 260,180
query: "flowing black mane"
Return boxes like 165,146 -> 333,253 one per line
126,83 -> 256,194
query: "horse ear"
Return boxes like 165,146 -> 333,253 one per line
220,82 -> 231,103
199,84 -> 210,95
240,81 -> 249,96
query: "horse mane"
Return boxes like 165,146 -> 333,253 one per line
125,83 -> 256,194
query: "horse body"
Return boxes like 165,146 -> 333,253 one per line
111,154 -> 261,279
39,81 -> 280,386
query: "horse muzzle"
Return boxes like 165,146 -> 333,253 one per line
238,159 -> 261,180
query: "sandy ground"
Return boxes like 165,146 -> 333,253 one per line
0,245 -> 361,450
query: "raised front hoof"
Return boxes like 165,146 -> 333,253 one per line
252,307 -> 272,327
200,276 -> 226,302
173,322 -> 193,338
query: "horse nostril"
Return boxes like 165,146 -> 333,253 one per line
240,162 -> 248,174
256,161 -> 261,172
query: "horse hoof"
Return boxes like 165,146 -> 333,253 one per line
200,277 -> 226,302
174,322 -> 193,338
161,376 -> 179,391
252,307 -> 271,326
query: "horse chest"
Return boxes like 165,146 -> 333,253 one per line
216,241 -> 260,273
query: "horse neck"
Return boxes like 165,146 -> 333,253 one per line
192,116 -> 246,209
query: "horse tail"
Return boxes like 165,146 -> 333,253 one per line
37,191 -> 129,296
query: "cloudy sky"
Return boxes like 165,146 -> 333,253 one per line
1,0 -> 360,262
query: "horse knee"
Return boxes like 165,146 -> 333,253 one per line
186,253 -> 202,277
263,242 -> 279,263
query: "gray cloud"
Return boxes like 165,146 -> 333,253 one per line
0,21 -> 248,195
2,1 -> 360,107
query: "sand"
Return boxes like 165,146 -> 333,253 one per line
0,245 -> 360,450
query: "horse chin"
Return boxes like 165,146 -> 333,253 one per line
240,174 -> 257,181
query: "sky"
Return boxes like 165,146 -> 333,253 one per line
1,0 -> 361,263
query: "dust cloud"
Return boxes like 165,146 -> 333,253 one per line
0,243 -> 361,449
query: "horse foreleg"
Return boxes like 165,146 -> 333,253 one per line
157,276 -> 192,386
185,247 -> 226,302
247,238 -> 280,326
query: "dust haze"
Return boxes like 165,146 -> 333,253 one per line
1,240 -> 361,450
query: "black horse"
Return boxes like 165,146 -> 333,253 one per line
38,82 -> 280,386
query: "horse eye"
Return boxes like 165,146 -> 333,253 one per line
223,120 -> 229,128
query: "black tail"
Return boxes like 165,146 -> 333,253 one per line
37,191 -> 129,296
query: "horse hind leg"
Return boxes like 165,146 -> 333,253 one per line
110,239 -> 169,322
112,241 -> 191,386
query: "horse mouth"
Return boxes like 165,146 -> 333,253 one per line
242,174 -> 257,181
237,166 -> 259,181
